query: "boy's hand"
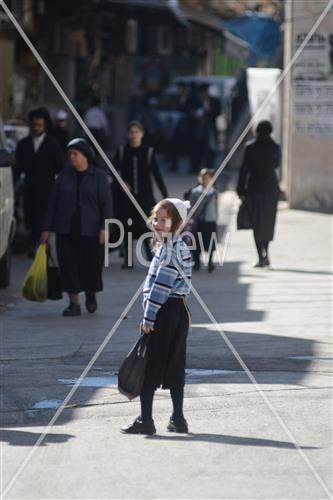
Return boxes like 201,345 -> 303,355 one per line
142,324 -> 154,334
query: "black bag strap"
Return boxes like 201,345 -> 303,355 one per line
137,323 -> 150,357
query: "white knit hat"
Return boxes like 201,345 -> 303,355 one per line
56,109 -> 68,120
166,198 -> 191,222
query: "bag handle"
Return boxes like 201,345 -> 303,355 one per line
46,243 -> 57,267
137,323 -> 150,357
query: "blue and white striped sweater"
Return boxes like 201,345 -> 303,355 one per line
143,235 -> 192,327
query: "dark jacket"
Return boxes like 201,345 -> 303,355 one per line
15,134 -> 65,233
113,144 -> 168,212
15,134 -> 65,194
237,137 -> 281,196
44,165 -> 113,236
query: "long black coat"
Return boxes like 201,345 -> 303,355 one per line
237,137 -> 281,242
44,165 -> 113,237
112,144 -> 168,238
15,134 -> 65,235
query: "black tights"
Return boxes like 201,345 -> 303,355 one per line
255,239 -> 269,261
140,384 -> 184,421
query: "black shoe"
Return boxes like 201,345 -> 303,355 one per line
167,417 -> 188,434
193,263 -> 200,271
121,417 -> 156,435
62,303 -> 81,317
85,292 -> 97,313
253,261 -> 264,268
207,262 -> 215,273
263,256 -> 270,267
253,257 -> 270,268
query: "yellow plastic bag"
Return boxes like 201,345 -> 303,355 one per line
22,243 -> 48,302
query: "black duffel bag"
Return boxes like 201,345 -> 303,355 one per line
237,195 -> 253,230
118,332 -> 150,400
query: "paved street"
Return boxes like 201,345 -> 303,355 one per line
1,170 -> 332,499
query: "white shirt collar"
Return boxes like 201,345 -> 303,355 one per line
32,132 -> 46,153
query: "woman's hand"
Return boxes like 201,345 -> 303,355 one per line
99,229 -> 107,245
122,181 -> 132,192
40,231 -> 50,244
142,324 -> 154,334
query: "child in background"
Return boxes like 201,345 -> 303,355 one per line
121,198 -> 192,436
188,168 -> 218,272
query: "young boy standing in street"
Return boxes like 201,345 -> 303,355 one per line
121,198 -> 192,435
188,168 -> 218,272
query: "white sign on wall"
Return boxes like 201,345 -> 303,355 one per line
293,32 -> 331,80
293,81 -> 333,138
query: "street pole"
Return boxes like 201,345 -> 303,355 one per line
281,0 -> 293,202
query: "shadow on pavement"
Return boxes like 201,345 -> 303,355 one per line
190,261 -> 265,324
269,267 -> 332,276
0,429 -> 75,446
187,329 -> 314,373
146,433 -> 319,450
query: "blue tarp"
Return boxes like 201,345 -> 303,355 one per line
224,12 -> 280,64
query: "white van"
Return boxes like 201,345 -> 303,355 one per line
0,117 -> 15,287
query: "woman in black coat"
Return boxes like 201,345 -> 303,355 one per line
112,121 -> 168,268
237,121 -> 281,267
41,138 -> 113,316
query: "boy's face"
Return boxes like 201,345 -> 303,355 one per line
128,126 -> 144,147
152,208 -> 172,237
200,173 -> 212,188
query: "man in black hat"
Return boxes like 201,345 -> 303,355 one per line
15,107 -> 65,256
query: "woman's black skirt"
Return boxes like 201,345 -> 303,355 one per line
56,233 -> 104,293
249,191 -> 279,242
143,297 -> 191,390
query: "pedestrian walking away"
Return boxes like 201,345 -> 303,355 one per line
121,198 -> 192,435
84,95 -> 111,151
112,120 -> 168,268
237,120 -> 281,267
188,168 -> 218,272
41,138 -> 113,316
15,107 -> 65,257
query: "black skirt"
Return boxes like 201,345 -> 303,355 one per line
56,233 -> 104,293
249,191 -> 279,242
143,297 -> 190,390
